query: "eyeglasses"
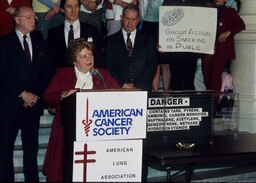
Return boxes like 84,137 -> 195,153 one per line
17,16 -> 38,22
78,53 -> 93,61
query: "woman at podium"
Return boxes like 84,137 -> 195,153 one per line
42,38 -> 120,181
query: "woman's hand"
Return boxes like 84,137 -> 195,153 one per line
45,4 -> 60,20
219,31 -> 231,43
6,7 -> 16,14
122,83 -> 136,89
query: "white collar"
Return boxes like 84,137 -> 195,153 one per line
65,19 -> 80,32
74,66 -> 93,89
122,28 -> 137,38
74,66 -> 91,79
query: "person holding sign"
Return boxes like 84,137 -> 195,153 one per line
202,0 -> 245,91
140,0 -> 171,91
161,0 -> 205,91
42,38 -> 120,181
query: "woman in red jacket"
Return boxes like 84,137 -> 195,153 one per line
0,0 -> 31,36
42,38 -> 120,181
202,0 -> 245,91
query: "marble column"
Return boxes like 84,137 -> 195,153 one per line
231,0 -> 256,132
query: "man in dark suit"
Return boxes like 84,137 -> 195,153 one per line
0,6 -> 53,181
48,0 -> 104,69
105,4 -> 158,91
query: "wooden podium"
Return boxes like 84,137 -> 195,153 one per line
61,90 -> 147,182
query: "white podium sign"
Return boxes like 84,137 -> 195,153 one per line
73,139 -> 142,182
159,6 -> 217,54
75,91 -> 147,141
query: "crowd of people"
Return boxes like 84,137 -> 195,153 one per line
0,0 -> 245,181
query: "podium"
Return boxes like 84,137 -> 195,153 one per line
61,90 -> 147,182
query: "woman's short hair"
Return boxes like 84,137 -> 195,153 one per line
68,38 -> 94,65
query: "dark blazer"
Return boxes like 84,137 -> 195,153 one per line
105,30 -> 158,91
0,30 -> 53,181
47,21 -> 104,69
0,30 -> 52,116
215,6 -> 245,60
42,67 -> 120,181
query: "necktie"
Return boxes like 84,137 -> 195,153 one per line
127,33 -> 133,58
23,35 -> 31,64
68,25 -> 74,48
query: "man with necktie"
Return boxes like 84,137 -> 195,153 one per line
47,0 -> 104,70
0,6 -> 53,181
105,4 -> 158,91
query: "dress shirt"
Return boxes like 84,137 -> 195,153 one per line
16,29 -> 33,61
74,66 -> 93,89
122,28 -> 136,49
7,0 -> 12,4
64,20 -> 80,47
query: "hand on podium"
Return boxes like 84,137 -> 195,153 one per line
122,83 -> 136,89
61,89 -> 78,100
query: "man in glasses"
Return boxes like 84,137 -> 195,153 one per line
0,0 -> 31,36
0,6 -> 53,182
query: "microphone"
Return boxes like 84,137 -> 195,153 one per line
90,68 -> 107,89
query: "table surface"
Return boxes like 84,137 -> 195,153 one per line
144,133 -> 256,166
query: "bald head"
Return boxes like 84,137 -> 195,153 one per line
14,6 -> 36,35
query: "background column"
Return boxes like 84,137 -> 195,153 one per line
231,0 -> 256,132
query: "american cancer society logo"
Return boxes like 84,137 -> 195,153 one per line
82,98 -> 143,137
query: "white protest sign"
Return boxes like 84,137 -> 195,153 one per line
73,140 -> 142,182
75,91 -> 147,141
159,6 -> 217,54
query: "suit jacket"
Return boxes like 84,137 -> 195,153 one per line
42,67 -> 120,181
0,30 -> 53,116
0,0 -> 31,36
105,30 -> 158,91
215,6 -> 245,60
47,21 -> 104,69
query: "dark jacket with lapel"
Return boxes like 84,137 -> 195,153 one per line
0,30 -> 53,116
47,21 -> 103,70
105,30 -> 158,91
